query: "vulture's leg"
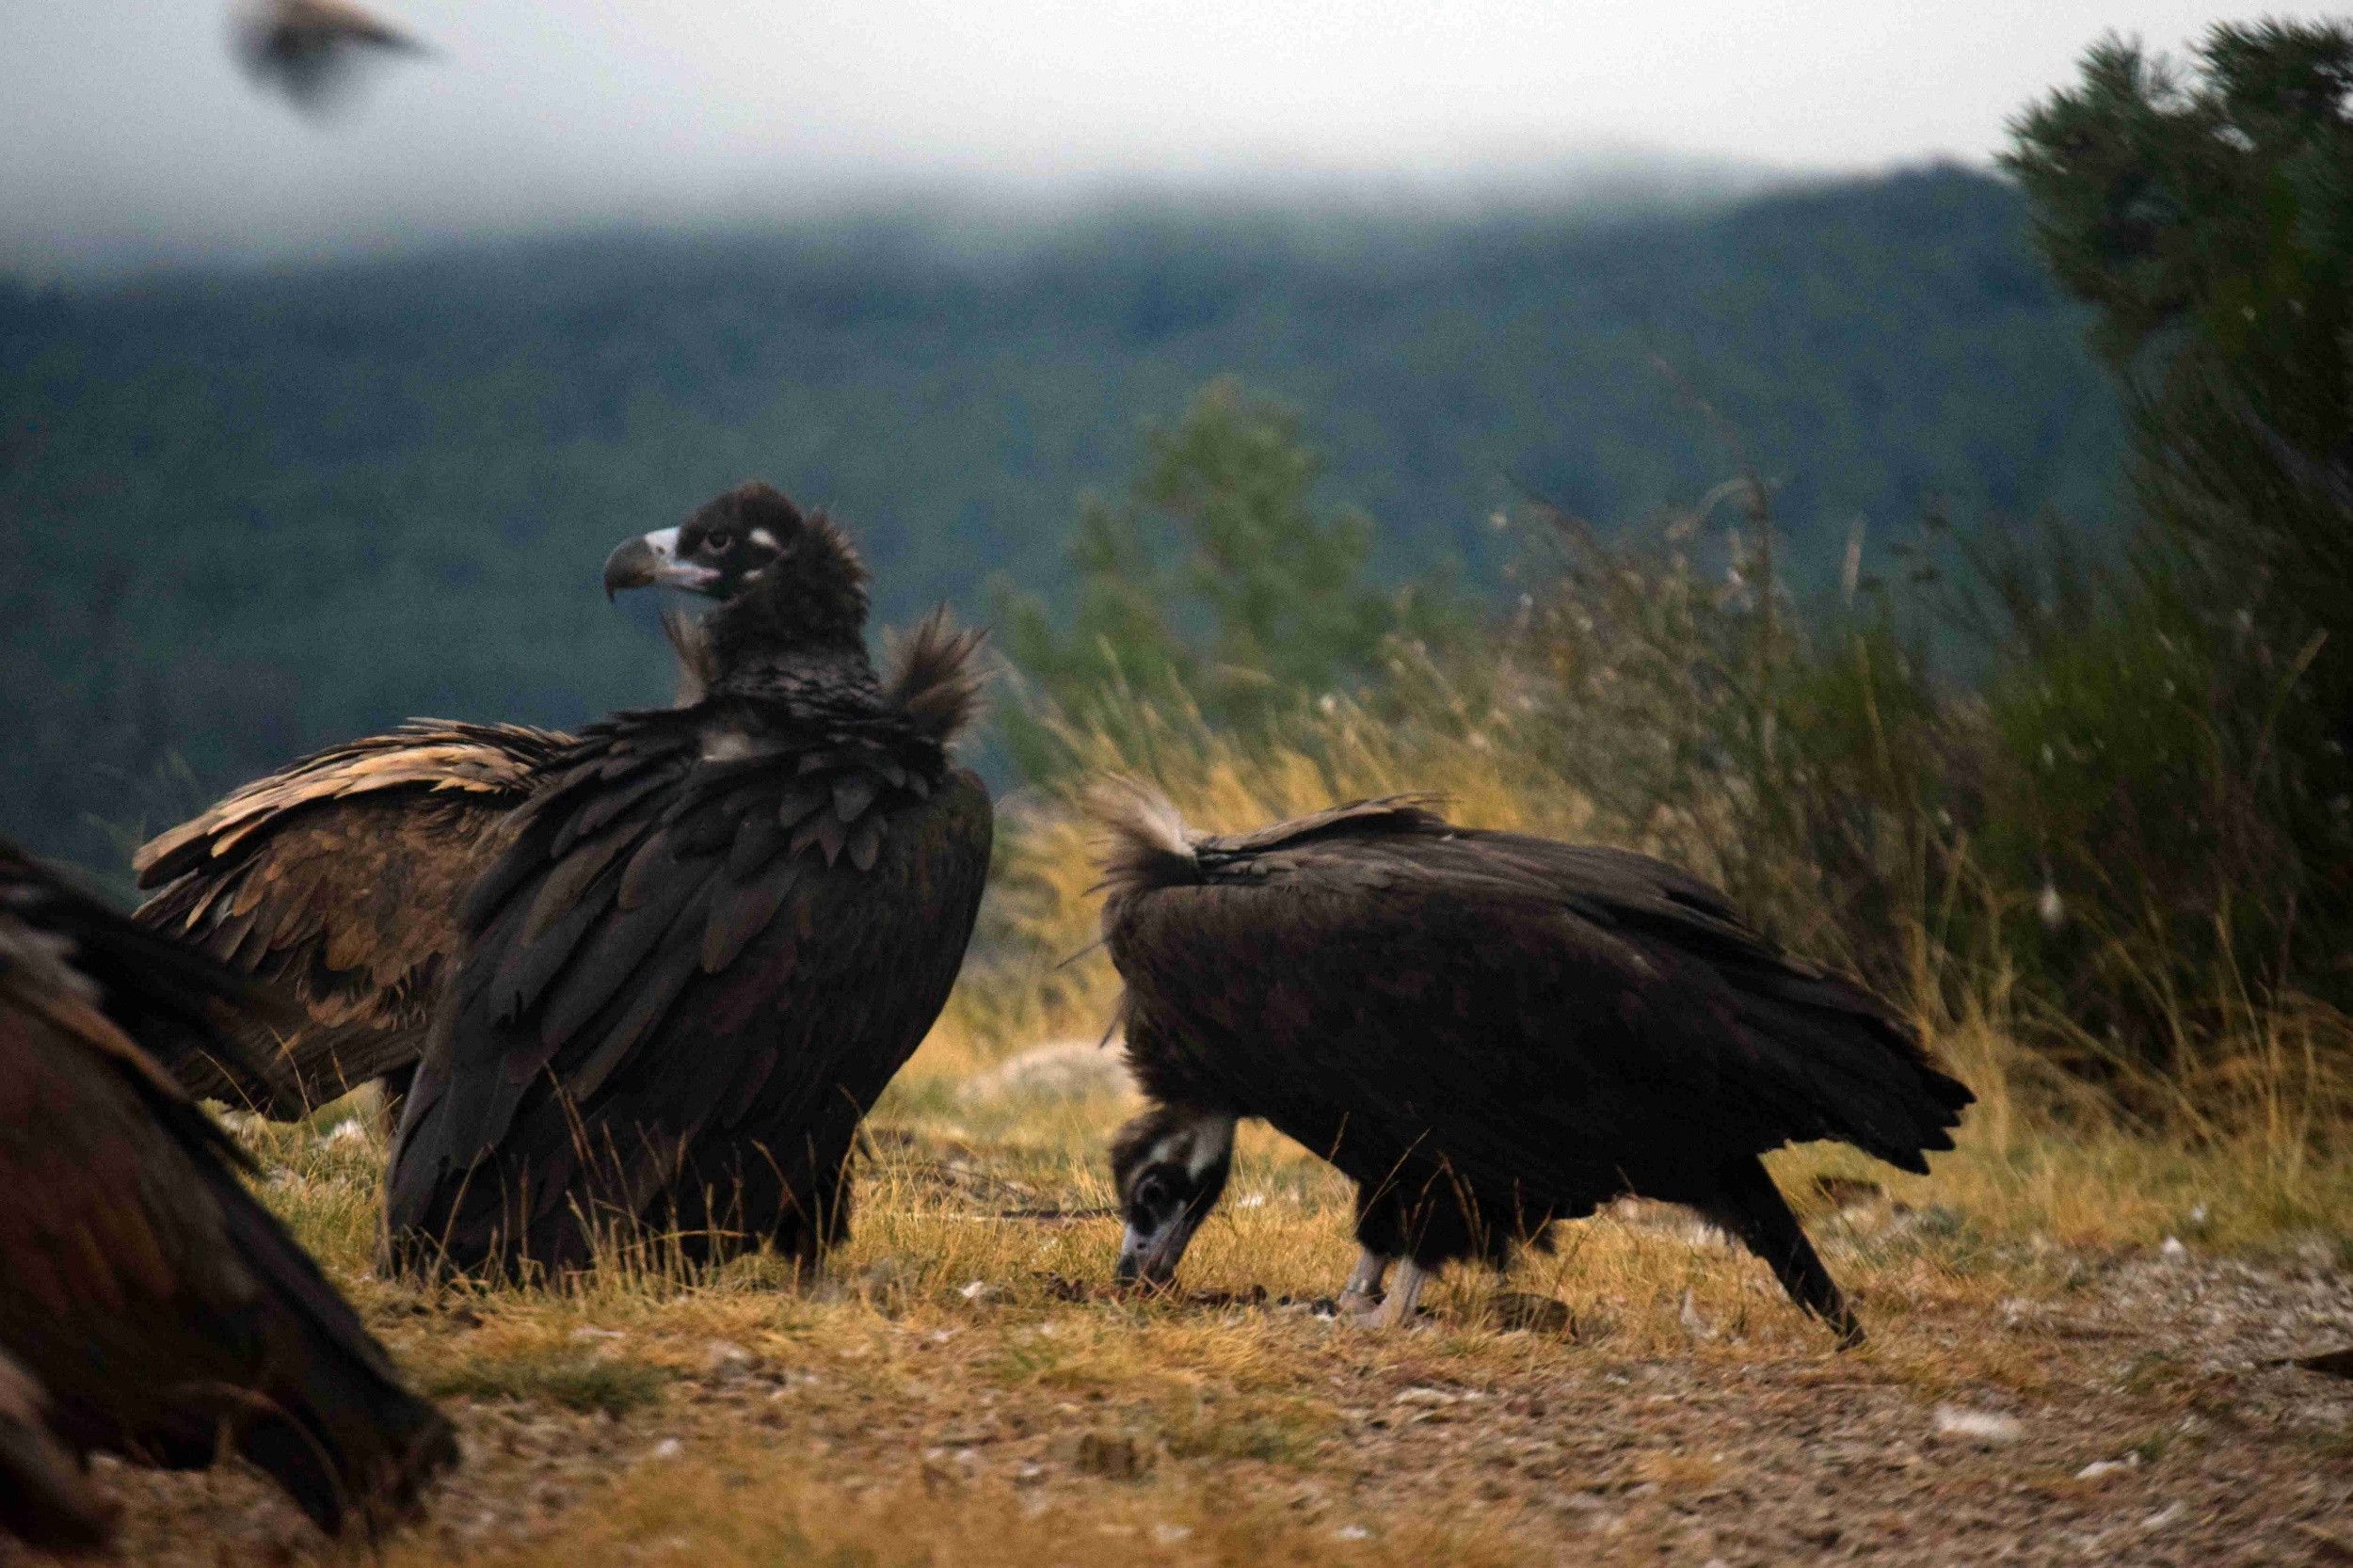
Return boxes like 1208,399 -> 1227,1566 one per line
375,1064 -> 416,1143
1336,1248 -> 1390,1316
1369,1259 -> 1435,1328
1699,1157 -> 1865,1349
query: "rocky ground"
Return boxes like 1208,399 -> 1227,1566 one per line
37,1124 -> 2353,1568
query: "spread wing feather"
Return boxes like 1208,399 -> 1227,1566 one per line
132,721 -> 569,1114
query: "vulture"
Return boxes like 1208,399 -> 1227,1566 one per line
232,0 -> 428,111
133,612 -> 712,1119
1093,785 -> 1974,1345
0,839 -> 457,1541
383,481 -> 992,1282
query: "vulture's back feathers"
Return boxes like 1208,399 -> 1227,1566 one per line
0,840 -> 456,1538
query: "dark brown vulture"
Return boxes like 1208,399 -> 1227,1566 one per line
232,0 -> 428,111
383,481 -> 992,1281
0,839 -> 458,1539
133,613 -> 712,1119
1094,785 -> 1974,1345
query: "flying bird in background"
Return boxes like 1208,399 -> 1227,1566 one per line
1093,785 -> 1973,1344
232,0 -> 429,113
0,838 -> 458,1539
385,482 -> 993,1282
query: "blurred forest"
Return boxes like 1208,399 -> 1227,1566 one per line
1,164 -> 2118,870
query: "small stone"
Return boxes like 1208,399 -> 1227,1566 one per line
704,1340 -> 754,1380
1393,1386 -> 1457,1407
957,1279 -> 999,1303
1930,1405 -> 2022,1446
1235,1192 -> 1267,1208
1335,1525 -> 1371,1542
2075,1458 -> 2132,1480
2143,1501 -> 2186,1529
323,1118 -> 366,1144
2158,1237 -> 2189,1263
648,1438 -> 682,1461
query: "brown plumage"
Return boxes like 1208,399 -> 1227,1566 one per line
232,0 -> 427,110
385,483 -> 994,1280
1094,783 -> 1974,1343
134,721 -> 572,1116
0,839 -> 457,1538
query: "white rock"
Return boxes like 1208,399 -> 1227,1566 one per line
2075,1458 -> 2132,1480
957,1041 -> 1136,1106
648,1438 -> 682,1461
2142,1501 -> 2186,1529
2159,1237 -> 2189,1263
1931,1405 -> 2023,1445
323,1118 -> 366,1144
1335,1525 -> 1371,1542
1392,1386 -> 1456,1407
1235,1192 -> 1267,1209
958,1279 -> 999,1302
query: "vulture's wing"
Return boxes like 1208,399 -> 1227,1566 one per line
0,1348 -> 113,1554
387,715 -> 993,1274
1117,816 -> 1968,1184
134,721 -> 568,1114
0,842 -> 457,1535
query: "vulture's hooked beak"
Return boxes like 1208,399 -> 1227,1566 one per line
1113,1208 -> 1205,1289
602,527 -> 721,600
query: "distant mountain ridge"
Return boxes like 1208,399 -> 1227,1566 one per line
0,164 -> 2117,869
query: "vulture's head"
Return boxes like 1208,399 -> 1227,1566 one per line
603,482 -> 871,667
1109,1103 -> 1235,1288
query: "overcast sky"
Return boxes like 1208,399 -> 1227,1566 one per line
2,2 -> 2334,277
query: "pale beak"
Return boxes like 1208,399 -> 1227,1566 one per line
602,527 -> 720,600
1114,1213 -> 1203,1288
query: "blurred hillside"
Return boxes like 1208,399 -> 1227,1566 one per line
0,164 -> 2118,869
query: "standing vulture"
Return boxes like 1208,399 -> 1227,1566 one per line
133,613 -> 713,1118
1094,785 -> 1973,1345
384,481 -> 992,1281
0,839 -> 457,1541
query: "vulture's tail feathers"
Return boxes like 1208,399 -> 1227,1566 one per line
1715,960 -> 1973,1175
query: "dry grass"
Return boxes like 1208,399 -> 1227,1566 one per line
72,746 -> 2353,1566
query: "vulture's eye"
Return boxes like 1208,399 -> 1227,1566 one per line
700,530 -> 734,553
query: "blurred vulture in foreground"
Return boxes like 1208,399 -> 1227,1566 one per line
385,482 -> 992,1281
134,615 -> 712,1119
233,0 -> 428,112
0,840 -> 457,1544
1095,787 -> 1973,1344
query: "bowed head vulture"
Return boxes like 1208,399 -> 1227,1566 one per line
1095,785 -> 1973,1344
